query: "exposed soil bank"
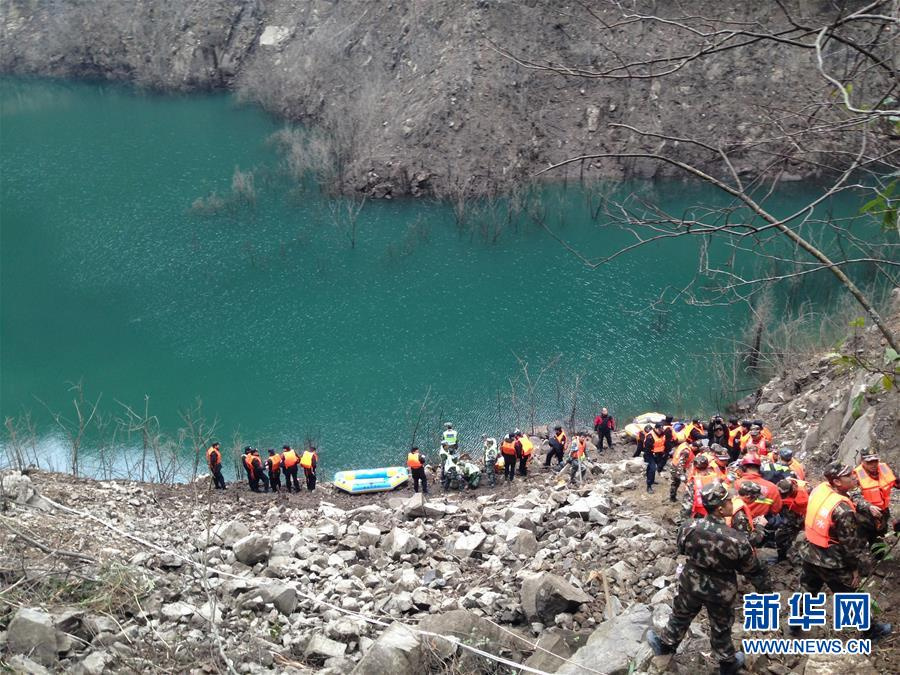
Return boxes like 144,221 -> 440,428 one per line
2,1 -> 886,197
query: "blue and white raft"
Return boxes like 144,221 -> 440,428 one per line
333,466 -> 410,494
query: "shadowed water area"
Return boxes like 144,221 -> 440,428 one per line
0,79 -> 864,478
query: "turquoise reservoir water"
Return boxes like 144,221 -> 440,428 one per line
0,78 -> 862,478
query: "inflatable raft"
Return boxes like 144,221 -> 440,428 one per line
333,466 -> 410,494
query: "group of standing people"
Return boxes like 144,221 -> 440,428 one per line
204,442 -> 319,493
641,407 -> 898,675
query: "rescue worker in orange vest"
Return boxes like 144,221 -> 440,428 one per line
799,462 -> 892,639
632,424 -> 652,458
281,445 -> 301,492
734,454 -> 782,518
670,440 -> 699,503
775,477 -> 809,562
515,430 -> 534,477
682,418 -> 706,444
648,481 -> 770,675
642,421 -> 672,493
500,434 -> 518,483
407,446 -> 428,494
643,422 -> 672,493
300,446 -> 318,491
546,426 -> 567,468
682,454 -> 721,519
739,424 -> 769,457
266,449 -> 282,492
243,447 -> 270,493
731,420 -> 751,458
710,447 -> 732,485
206,441 -> 226,490
753,419 -> 774,444
853,450 -> 897,545
557,433 -> 587,483
728,482 -> 766,547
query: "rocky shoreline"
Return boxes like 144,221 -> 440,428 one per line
1,298 -> 898,674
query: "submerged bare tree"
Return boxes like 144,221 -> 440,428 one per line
495,0 -> 900,351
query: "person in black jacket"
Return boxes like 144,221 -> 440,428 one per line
594,407 -> 615,451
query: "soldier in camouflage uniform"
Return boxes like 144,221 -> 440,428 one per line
730,481 -> 767,547
648,482 -> 770,675
774,478 -> 807,562
798,462 -> 891,639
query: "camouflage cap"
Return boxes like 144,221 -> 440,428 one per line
738,481 -> 763,498
861,448 -> 879,462
823,462 -> 853,480
778,447 -> 794,461
693,454 -> 710,468
700,481 -> 730,509
776,478 -> 796,497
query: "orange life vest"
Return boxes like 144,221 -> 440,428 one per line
500,440 -> 517,456
725,497 -> 754,530
853,463 -> 896,510
741,434 -> 768,455
649,430 -> 666,454
672,442 -> 694,469
206,446 -> 221,468
570,438 -> 585,458
783,480 -> 810,518
805,483 -> 855,548
300,450 -> 317,469
689,470 -> 719,517
728,427 -> 741,444
243,454 -> 257,479
282,449 -> 299,468
788,459 -> 806,480
407,452 -> 423,469
555,430 -> 568,447
519,435 -> 534,456
268,453 -> 282,472
761,426 -> 774,443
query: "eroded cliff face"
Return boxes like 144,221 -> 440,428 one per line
0,1 -> 889,196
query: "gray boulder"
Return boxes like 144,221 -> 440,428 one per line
401,492 -> 450,519
382,527 -> 421,557
259,582 -> 298,615
214,519 -> 250,548
305,634 -> 347,660
836,406 -> 876,466
556,603 -> 653,674
350,622 -> 422,675
417,609 -> 529,669
5,654 -> 51,674
520,573 -> 592,623
72,650 -> 112,675
506,527 -> 538,557
232,533 -> 271,565
451,532 -> 486,558
8,607 -> 59,667
521,629 -> 591,673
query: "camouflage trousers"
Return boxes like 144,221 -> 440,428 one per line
660,564 -> 738,663
799,562 -> 856,594
774,512 -> 803,560
670,471 -> 684,501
